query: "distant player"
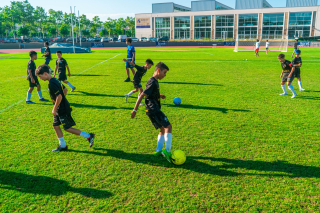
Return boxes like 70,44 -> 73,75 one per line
124,38 -> 136,82
266,40 -> 269,54
292,50 -> 305,91
291,39 -> 299,58
278,54 -> 297,99
131,62 -> 173,163
54,51 -> 76,92
26,50 -> 48,104
254,39 -> 260,57
123,58 -> 154,104
41,41 -> 53,74
36,64 -> 95,152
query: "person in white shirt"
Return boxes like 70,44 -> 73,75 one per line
254,39 -> 260,57
266,40 -> 270,55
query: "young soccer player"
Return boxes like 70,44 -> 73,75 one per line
26,51 -> 48,104
123,58 -> 154,104
36,64 -> 95,152
292,50 -> 305,91
41,41 -> 53,74
131,62 -> 173,163
278,54 -> 297,99
254,39 -> 260,57
291,39 -> 299,58
54,51 -> 76,92
124,38 -> 136,82
266,40 -> 269,54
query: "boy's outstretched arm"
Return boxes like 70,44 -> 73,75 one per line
131,93 -> 146,118
122,58 -> 135,66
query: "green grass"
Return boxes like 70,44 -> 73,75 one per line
1,47 -> 320,212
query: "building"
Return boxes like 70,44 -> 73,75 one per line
135,0 -> 320,40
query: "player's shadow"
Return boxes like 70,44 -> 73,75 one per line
161,82 -> 223,86
0,170 -> 112,198
163,104 -> 251,113
70,91 -> 125,98
70,103 -> 132,110
69,148 -> 320,178
297,96 -> 320,101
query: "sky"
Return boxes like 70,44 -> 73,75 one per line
1,0 -> 319,21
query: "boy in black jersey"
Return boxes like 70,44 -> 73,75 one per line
291,39 -> 299,58
123,58 -> 154,104
36,64 -> 94,152
292,50 -> 305,91
54,51 -> 76,92
41,42 -> 53,74
131,62 -> 173,163
26,51 -> 48,104
278,54 -> 297,99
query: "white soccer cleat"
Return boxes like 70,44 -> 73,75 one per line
125,94 -> 129,102
279,93 -> 288,96
300,88 -> 306,91
291,93 -> 297,99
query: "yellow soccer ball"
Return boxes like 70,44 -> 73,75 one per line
171,150 -> 186,165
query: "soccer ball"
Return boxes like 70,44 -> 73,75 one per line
246,59 -> 248,61
171,150 -> 186,165
173,97 -> 181,105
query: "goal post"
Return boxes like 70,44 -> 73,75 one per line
234,34 -> 289,53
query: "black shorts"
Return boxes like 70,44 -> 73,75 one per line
282,72 -> 294,83
58,73 -> 67,81
295,69 -> 301,78
133,79 -> 142,89
28,76 -> 40,87
147,110 -> 171,130
53,113 -> 76,130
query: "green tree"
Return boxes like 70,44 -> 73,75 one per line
125,16 -> 135,37
103,18 -> 116,37
99,29 -> 107,37
59,24 -> 69,37
47,27 -> 57,36
82,29 -> 90,37
18,26 -> 29,36
34,6 -> 47,38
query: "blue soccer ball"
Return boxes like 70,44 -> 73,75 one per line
173,97 -> 181,105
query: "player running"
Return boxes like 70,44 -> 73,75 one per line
123,58 -> 154,105
41,41 -> 53,74
54,51 -> 76,92
131,62 -> 173,163
291,39 -> 299,58
278,54 -> 297,99
36,64 -> 95,152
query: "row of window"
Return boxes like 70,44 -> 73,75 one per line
155,12 -> 314,39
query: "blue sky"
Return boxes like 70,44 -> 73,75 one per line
1,0 -> 319,21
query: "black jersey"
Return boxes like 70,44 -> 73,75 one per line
281,60 -> 293,73
45,47 -> 51,59
133,65 -> 147,82
27,59 -> 36,78
56,58 -> 68,74
144,77 -> 161,112
48,78 -> 71,115
292,57 -> 302,70
294,42 -> 299,49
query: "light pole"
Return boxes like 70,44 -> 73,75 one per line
78,10 -> 81,46
70,6 -> 75,53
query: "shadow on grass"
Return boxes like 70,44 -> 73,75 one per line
0,170 -> 112,198
69,148 -> 320,178
70,102 -> 132,110
161,82 -> 223,86
297,96 -> 320,101
70,91 -> 125,98
163,104 -> 251,114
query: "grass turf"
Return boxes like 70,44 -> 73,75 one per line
1,47 -> 320,212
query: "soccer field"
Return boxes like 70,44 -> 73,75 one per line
1,47 -> 320,212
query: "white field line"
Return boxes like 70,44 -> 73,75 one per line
0,75 -> 28,84
0,54 -> 121,114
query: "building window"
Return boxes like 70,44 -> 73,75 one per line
194,16 -> 211,39
262,13 -> 284,39
288,12 -> 312,38
216,28 -> 233,39
174,17 -> 190,39
238,27 -> 258,39
238,14 -> 258,26
215,15 -> 234,39
238,14 -> 258,39
155,17 -> 170,38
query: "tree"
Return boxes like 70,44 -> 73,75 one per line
47,27 -> 57,36
115,18 -> 126,35
59,24 -> 69,37
34,6 -> 47,38
103,18 -> 116,37
99,29 -> 107,37
18,26 -> 29,36
82,29 -> 90,37
125,16 -> 135,37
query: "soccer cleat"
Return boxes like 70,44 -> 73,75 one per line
87,133 -> 95,147
52,145 -> 68,152
39,98 -> 49,102
161,150 -> 172,163
279,93 -> 288,96
125,94 -> 129,102
154,151 -> 162,157
26,100 -> 35,104
300,88 -> 306,91
71,87 -> 76,92
124,78 -> 131,82
291,93 -> 297,99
